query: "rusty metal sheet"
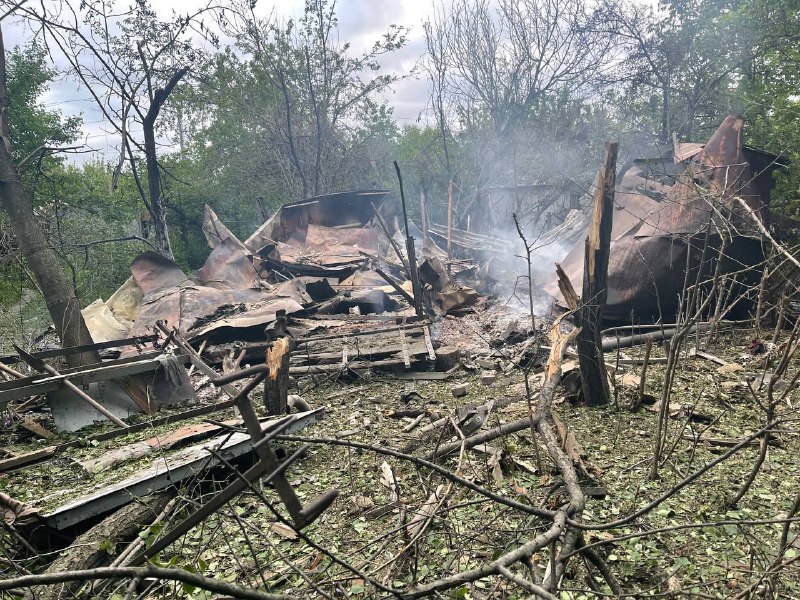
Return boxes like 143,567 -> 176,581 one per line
546,116 -> 781,322
244,211 -> 281,254
275,190 -> 388,241
121,191 -> 397,339
187,297 -> 306,340
131,251 -> 190,293
276,224 -> 381,268
195,237 -> 261,290
637,116 -> 763,237
202,204 -> 245,250
130,286 -> 304,340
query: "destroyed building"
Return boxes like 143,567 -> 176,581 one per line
2,115 -> 799,600
542,115 -> 791,322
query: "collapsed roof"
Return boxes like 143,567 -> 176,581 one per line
82,190 -> 476,345
544,115 -> 789,322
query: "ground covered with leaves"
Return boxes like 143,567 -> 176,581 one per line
2,323 -> 799,599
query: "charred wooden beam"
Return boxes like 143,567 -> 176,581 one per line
577,142 -> 618,407
265,310 -> 293,416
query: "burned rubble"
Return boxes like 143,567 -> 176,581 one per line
1,117 -> 799,599
0,187 -> 490,539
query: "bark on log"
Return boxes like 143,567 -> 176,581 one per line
36,493 -> 171,600
577,142 -> 618,407
435,346 -> 460,371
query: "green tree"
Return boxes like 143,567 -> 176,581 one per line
740,0 -> 800,221
5,43 -> 81,169
0,26 -> 98,365
215,0 -> 408,202
11,0 -> 221,259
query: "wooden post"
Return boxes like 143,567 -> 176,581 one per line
577,142 -> 618,407
420,188 -> 428,246
447,180 -> 453,260
394,161 -> 424,317
265,310 -> 293,416
405,237 -> 424,317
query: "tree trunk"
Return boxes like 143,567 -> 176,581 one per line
142,116 -> 173,259
140,65 -> 189,260
577,142 -> 618,407
0,27 -> 99,368
37,492 -> 171,600
661,80 -> 671,143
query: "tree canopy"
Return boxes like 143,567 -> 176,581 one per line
0,0 -> 799,306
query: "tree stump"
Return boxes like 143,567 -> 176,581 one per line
435,346 -> 460,371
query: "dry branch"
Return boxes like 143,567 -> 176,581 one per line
0,566 -> 294,600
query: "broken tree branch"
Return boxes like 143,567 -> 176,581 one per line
0,566 -> 295,600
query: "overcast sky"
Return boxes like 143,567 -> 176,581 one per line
3,0 -> 438,164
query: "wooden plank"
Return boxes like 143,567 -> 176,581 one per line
394,371 -> 450,381
423,325 -> 436,361
303,313 -> 423,322
29,335 -> 159,360
0,361 -> 24,379
42,409 -> 324,530
0,352 -> 164,392
400,327 -> 411,369
290,340 -> 429,365
0,335 -> 158,366
296,323 -> 429,346
0,399 -> 237,473
290,358 -> 407,375
18,416 -> 55,439
0,355 -> 190,407
689,348 -> 728,366
616,357 -> 669,365
117,377 -> 155,415
373,267 -> 416,307
76,420 -> 241,474
0,447 -> 56,471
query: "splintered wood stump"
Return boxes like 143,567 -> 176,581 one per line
265,337 -> 292,416
577,142 -> 618,407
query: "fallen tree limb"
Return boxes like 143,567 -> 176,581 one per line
278,435 -> 558,521
405,317 -> 591,597
0,565 -> 295,600
424,416 -> 537,460
34,493 -> 172,600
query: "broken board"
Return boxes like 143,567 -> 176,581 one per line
38,409 -> 324,530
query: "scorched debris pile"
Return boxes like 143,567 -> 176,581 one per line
1,116 -> 799,600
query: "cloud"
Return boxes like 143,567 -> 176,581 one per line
9,0 -> 438,164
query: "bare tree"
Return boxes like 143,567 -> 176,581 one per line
421,0 -> 618,232
219,0 -> 407,201
9,0 -> 219,259
429,0 -> 616,138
